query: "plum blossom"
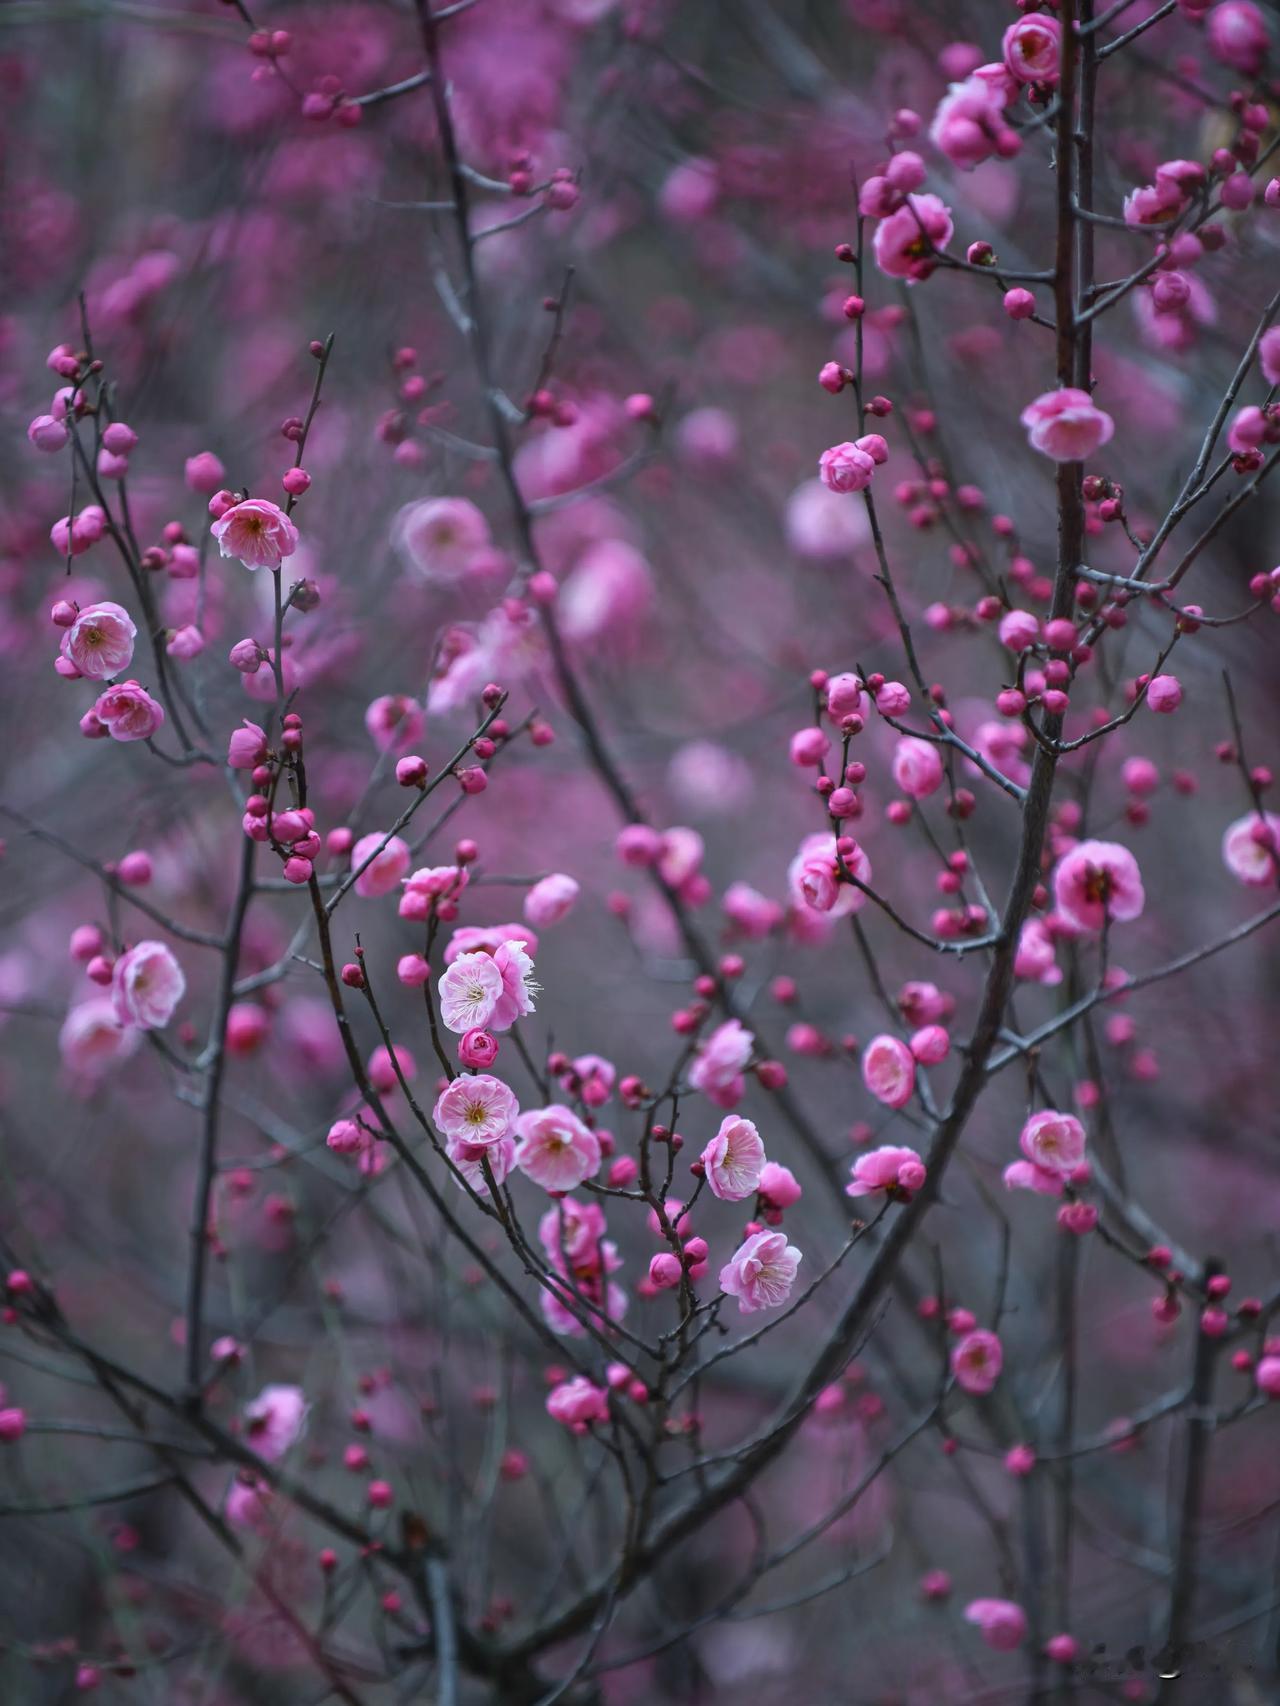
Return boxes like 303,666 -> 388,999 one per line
365,694 -> 425,753
61,602 -> 136,679
351,833 -> 411,899
59,998 -> 140,1083
818,441 -> 875,494
952,1329 -> 1003,1395
91,680 -> 165,742
514,1105 -> 602,1191
788,832 -> 871,919
211,498 -> 299,570
1014,917 -> 1061,985
394,496 -> 491,582
1222,812 -> 1280,886
964,1598 -> 1028,1651
243,1384 -> 309,1460
1020,389 -> 1114,462
524,872 -> 580,927
846,1144 -> 926,1200
1019,1110 -> 1086,1174
488,939 -> 540,1032
438,952 -> 505,1034
228,720 -> 268,769
1052,839 -> 1145,932
546,1376 -> 610,1430
433,1073 -> 519,1146
1003,1159 -> 1066,1198
929,73 -> 1016,170
871,194 -> 954,279
701,1116 -> 767,1201
112,941 -> 186,1031
689,1018 -> 754,1109
861,1035 -> 916,1110
891,736 -> 944,799
1002,15 -> 1060,84
719,1229 -> 803,1314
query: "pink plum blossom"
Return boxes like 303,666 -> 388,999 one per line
952,1329 -> 1004,1395
546,1376 -> 610,1430
351,833 -> 411,899
871,194 -> 954,279
891,736 -> 944,799
111,941 -> 186,1031
524,873 -> 580,927
1221,812 -> 1280,886
394,496 -> 491,582
91,680 -> 165,742
438,952 -> 505,1034
846,1144 -> 927,1199
433,1073 -> 519,1146
1019,1110 -> 1087,1174
861,1035 -> 916,1110
487,939 -> 540,1032
719,1229 -> 803,1314
1052,839 -> 1145,932
701,1115 -> 767,1201
689,1018 -> 754,1108
59,998 -> 140,1082
788,832 -> 871,919
1020,388 -> 1115,462
964,1598 -> 1028,1651
515,1105 -> 602,1191
211,497 -> 299,570
1002,14 -> 1060,84
61,602 -> 136,679
243,1384 -> 309,1460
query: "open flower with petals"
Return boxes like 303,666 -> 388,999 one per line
1003,14 -> 1060,84
243,1384 -> 309,1460
61,602 -> 136,679
488,938 -> 540,1032
1019,1110 -> 1086,1175
872,193 -> 954,279
1052,839 -> 1144,933
1021,388 -> 1114,463
1003,1160 -> 1066,1197
1222,811 -> 1280,886
546,1376 -> 610,1430
689,1018 -> 754,1109
719,1229 -> 802,1314
59,998 -> 140,1083
952,1329 -> 1003,1395
433,1073 -> 518,1146
438,951 -> 504,1034
788,832 -> 871,919
112,940 -> 185,1031
212,497 -> 299,569
515,1105 -> 602,1191
351,833 -> 410,899
701,1116 -> 767,1201
92,680 -> 165,742
847,1144 -> 926,1200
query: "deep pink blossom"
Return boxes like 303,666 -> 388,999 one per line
1019,1110 -> 1087,1174
1052,839 -> 1145,932
952,1329 -> 1004,1395
1002,15 -> 1060,84
92,680 -> 165,742
689,1018 -> 754,1108
847,1144 -> 927,1199
351,833 -> 411,899
871,194 -> 954,280
243,1384 -> 309,1460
